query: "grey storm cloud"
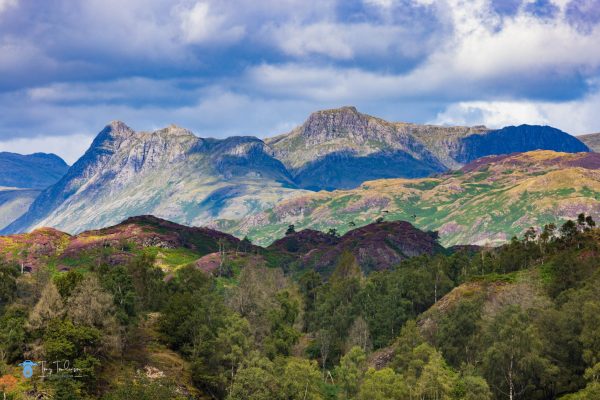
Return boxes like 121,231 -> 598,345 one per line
0,0 -> 599,162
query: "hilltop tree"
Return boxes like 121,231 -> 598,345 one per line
286,224 -> 296,235
240,236 -> 253,252
327,228 -> 339,238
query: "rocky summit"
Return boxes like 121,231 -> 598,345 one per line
265,106 -> 447,190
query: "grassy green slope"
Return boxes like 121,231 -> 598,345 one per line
220,151 -> 600,247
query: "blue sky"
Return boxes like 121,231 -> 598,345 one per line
0,0 -> 599,163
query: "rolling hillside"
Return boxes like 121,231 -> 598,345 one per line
218,151 -> 600,246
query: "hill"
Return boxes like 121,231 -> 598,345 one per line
220,150 -> 600,246
269,221 -> 444,274
0,152 -> 68,190
0,215 -> 442,275
1,213 -> 599,399
0,215 -> 247,273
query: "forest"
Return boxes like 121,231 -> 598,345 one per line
1,215 -> 600,399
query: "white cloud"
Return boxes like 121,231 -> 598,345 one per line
178,1 -> 245,44
431,85 -> 600,134
26,77 -> 204,103
268,21 -> 432,60
270,23 -> 354,59
363,0 -> 396,9
0,0 -> 17,14
0,134 -> 93,164
246,0 -> 600,106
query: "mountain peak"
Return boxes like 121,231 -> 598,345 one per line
316,105 -> 359,115
300,106 -> 372,139
305,105 -> 361,122
107,120 -> 134,134
153,124 -> 197,138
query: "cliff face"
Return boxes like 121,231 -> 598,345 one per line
2,122 -> 302,234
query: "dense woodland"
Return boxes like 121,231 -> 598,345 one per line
1,215 -> 600,399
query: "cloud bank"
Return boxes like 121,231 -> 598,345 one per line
0,0 -> 599,163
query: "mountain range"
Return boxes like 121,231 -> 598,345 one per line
0,107 -> 593,245
267,107 -> 588,189
1,121 -> 302,235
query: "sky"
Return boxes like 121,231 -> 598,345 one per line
0,0 -> 600,164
